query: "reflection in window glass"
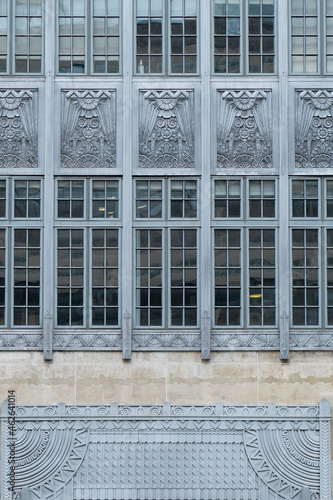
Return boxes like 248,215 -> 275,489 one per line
14,228 -> 41,326
91,229 -> 119,326
292,228 -> 319,326
15,0 -> 42,73
291,0 -> 318,73
248,0 -> 274,73
214,229 -> 241,326
57,229 -> 84,326
213,0 -> 240,73
249,229 -> 276,326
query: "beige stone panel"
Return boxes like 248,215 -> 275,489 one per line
257,351 -> 333,405
166,352 -> 258,405
75,351 -> 167,404
0,352 -> 75,407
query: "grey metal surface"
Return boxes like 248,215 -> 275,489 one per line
1,400 -> 330,500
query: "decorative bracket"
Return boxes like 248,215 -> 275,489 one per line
201,311 -> 211,360
280,311 -> 289,360
122,310 -> 132,360
43,315 -> 53,361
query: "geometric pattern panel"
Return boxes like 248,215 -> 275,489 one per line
61,90 -> 116,168
217,90 -> 273,169
139,90 -> 195,169
2,401 -> 330,500
295,90 -> 333,169
0,90 -> 38,168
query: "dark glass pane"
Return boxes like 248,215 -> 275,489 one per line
185,18 -> 196,34
228,55 -> 240,72
262,36 -> 274,53
137,36 -> 149,53
150,36 -> 162,53
249,17 -> 261,34
262,17 -> 274,34
171,36 -> 183,54
150,19 -> 162,34
171,18 -> 183,34
214,55 -> 226,72
249,36 -> 260,53
214,36 -> 226,54
214,17 -> 226,34
137,19 -> 149,35
229,36 -> 240,53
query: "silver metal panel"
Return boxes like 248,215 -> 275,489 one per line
1,400 -> 330,500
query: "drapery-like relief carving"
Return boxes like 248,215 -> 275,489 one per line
295,90 -> 333,169
139,90 -> 195,168
217,90 -> 272,169
61,90 -> 116,168
2,401 -> 330,500
0,90 -> 38,168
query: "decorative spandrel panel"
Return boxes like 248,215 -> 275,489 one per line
217,90 -> 273,169
295,90 -> 333,169
0,90 -> 38,168
139,90 -> 195,169
1,401 -> 330,500
61,90 -> 116,169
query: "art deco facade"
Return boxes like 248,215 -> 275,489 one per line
0,0 -> 332,499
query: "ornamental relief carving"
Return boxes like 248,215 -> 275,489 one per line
61,90 -> 116,169
0,90 -> 38,168
217,90 -> 272,169
139,90 -> 195,168
2,402 -> 329,500
296,90 -> 333,169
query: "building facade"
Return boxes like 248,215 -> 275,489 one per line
0,0 -> 333,498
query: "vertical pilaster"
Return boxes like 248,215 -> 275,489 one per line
122,0 -> 134,359
278,0 -> 290,360
43,0 -> 56,360
200,0 -> 212,360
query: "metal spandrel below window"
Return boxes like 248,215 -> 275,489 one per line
1,400 -> 331,500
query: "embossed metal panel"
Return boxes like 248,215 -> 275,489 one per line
1,401 -> 330,500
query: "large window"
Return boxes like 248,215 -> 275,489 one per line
135,0 -> 198,74
55,178 -> 120,327
0,178 -> 42,327
213,178 -> 277,328
290,178 -> 333,327
0,0 -> 43,74
134,178 -> 199,327
290,0 -> 333,74
213,0 -> 275,74
58,0 -> 120,74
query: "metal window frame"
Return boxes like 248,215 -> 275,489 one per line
134,0 -> 199,76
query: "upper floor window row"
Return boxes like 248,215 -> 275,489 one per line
3,1 -> 333,76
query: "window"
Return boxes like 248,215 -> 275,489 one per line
0,178 -> 42,328
290,177 -> 333,328
135,0 -> 198,74
134,178 -> 199,327
58,0 -> 120,74
0,0 -> 43,74
56,178 -> 120,327
213,178 -> 277,327
290,0 -> 333,74
213,0 -> 275,74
